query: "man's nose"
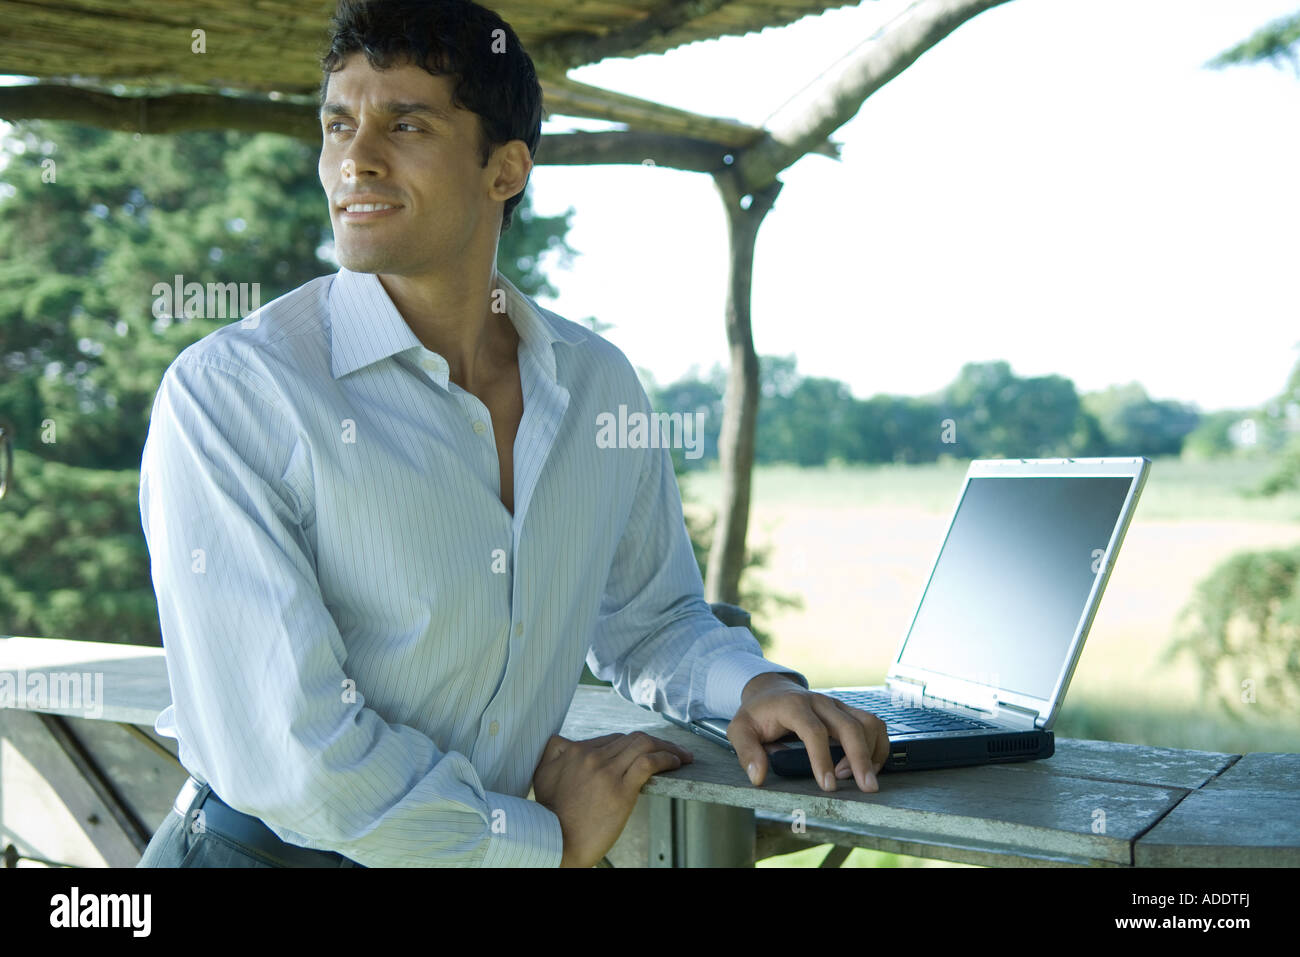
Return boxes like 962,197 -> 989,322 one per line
337,122 -> 388,182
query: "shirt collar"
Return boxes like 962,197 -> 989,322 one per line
328,266 -> 583,383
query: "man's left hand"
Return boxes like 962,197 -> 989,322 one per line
730,673 -> 889,792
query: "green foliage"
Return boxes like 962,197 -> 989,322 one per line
1082,383 -> 1200,458
1206,10 -> 1300,78
936,361 -> 1105,459
848,393 -> 944,464
761,375 -> 859,466
0,449 -> 158,643
652,356 -> 1202,467
675,471 -> 801,652
1181,409 -> 1252,460
1255,435 -> 1300,495
496,195 -> 576,300
657,366 -> 724,472
1170,364 -> 1300,717
1161,546 -> 1300,719
1253,357 -> 1300,495
1182,357 -> 1300,492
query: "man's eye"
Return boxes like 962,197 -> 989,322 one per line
325,121 -> 419,133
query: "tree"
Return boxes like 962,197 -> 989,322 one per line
1082,383 -> 1201,457
1161,546 -> 1300,719
758,368 -> 858,466
1181,409 -> 1252,460
1254,356 -> 1300,494
937,361 -> 1104,459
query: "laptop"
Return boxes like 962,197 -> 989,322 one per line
665,456 -> 1151,777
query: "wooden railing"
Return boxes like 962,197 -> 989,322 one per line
2,634 -> 1297,867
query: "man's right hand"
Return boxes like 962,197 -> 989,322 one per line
531,731 -> 694,868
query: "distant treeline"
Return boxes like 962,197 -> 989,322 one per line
648,356 -> 1273,469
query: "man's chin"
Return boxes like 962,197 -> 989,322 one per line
336,246 -> 400,275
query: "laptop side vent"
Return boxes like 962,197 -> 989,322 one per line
987,735 -> 1039,755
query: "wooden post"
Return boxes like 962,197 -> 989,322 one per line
705,172 -> 783,604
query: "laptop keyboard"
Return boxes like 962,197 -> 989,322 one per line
829,688 -> 998,735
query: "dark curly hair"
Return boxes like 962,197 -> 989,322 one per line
320,0 -> 543,232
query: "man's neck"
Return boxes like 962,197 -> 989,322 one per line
376,267 -> 517,391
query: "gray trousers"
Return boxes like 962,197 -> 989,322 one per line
136,799 -> 278,867
136,780 -> 357,868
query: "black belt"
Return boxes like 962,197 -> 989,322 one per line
173,776 -> 365,868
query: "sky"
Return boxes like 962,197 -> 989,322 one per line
527,0 -> 1300,413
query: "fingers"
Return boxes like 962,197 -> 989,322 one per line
619,747 -> 688,794
811,696 -> 886,792
869,714 -> 891,774
545,732 -> 630,754
781,706 -> 838,792
598,731 -> 693,776
597,730 -> 693,761
853,704 -> 891,774
726,714 -> 769,787
600,732 -> 694,795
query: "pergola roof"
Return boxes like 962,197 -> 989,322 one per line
0,0 -> 861,149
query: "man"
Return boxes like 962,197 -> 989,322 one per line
137,0 -> 888,869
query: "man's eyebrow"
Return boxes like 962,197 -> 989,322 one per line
320,100 -> 455,123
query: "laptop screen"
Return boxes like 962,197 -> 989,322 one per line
896,475 -> 1135,701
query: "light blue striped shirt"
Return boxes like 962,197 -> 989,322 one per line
139,266 -> 807,867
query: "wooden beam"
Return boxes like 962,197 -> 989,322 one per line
738,0 -> 1015,188
0,709 -> 142,866
0,85 -> 321,141
820,844 -> 853,867
39,714 -> 153,854
0,86 -> 818,175
538,130 -> 735,171
540,73 -> 837,154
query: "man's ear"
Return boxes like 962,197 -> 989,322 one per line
489,140 -> 532,204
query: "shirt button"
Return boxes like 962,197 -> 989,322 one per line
513,622 -> 524,637
472,420 -> 487,435
489,720 -> 500,737
421,358 -> 439,371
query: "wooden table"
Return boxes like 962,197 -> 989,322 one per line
3,635 -> 1297,867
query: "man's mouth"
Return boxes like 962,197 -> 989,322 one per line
338,201 -> 402,222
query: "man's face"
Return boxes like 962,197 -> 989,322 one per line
318,53 -> 498,276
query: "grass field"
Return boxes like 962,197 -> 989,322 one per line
677,457 -> 1300,868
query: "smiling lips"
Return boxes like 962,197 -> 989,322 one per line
337,198 -> 403,221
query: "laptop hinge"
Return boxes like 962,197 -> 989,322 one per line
920,676 -> 999,715
887,675 -> 924,691
996,700 -> 1043,728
